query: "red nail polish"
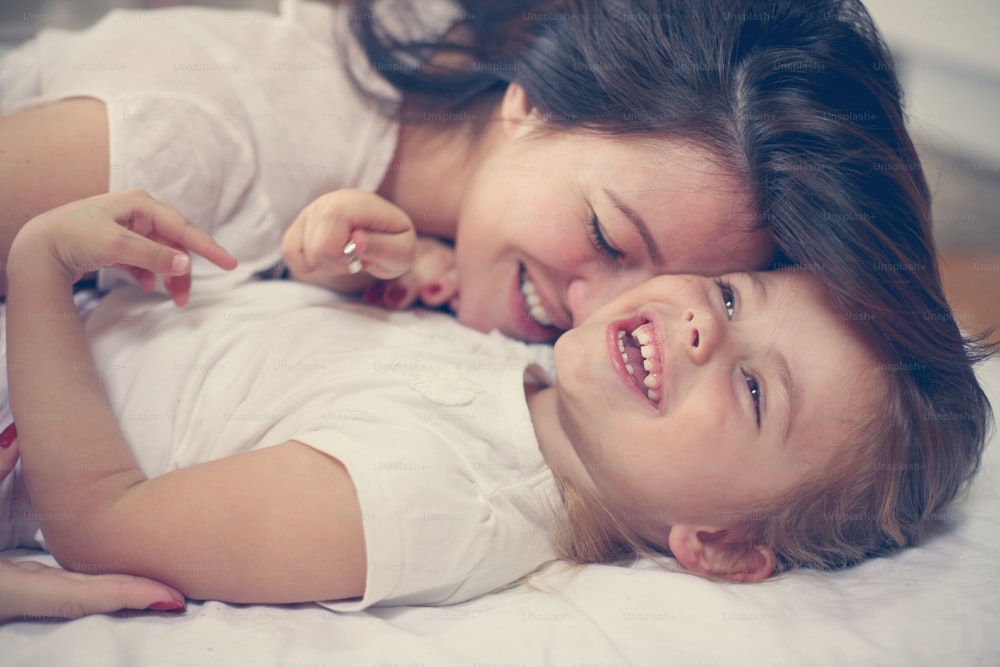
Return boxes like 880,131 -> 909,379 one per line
0,423 -> 16,449
424,283 -> 442,297
387,284 -> 406,306
364,282 -> 385,304
147,600 -> 186,611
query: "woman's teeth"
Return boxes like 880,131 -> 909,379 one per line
520,271 -> 554,327
617,323 -> 662,402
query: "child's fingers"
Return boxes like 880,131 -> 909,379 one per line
146,216 -> 236,272
103,226 -> 193,281
105,190 -> 237,271
163,273 -> 192,307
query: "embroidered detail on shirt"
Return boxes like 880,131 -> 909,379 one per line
409,362 -> 483,406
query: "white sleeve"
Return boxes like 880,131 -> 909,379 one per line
287,416 -> 556,611
106,93 -> 255,238
98,93 -> 282,291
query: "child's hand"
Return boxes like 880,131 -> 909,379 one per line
15,190 -> 237,306
363,236 -> 458,311
280,189 -> 416,289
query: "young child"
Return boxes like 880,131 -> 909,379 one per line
0,0 -> 938,346
2,191 -> 990,618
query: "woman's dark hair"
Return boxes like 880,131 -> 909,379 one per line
349,0 -> 994,570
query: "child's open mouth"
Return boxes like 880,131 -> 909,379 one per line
615,318 -> 663,405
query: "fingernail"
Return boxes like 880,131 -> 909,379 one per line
147,600 -> 186,611
170,254 -> 190,273
386,284 -> 406,306
364,283 -> 385,304
0,423 -> 16,449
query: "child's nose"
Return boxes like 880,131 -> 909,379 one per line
681,308 -> 725,365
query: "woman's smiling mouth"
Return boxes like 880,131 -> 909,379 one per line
519,265 -> 555,327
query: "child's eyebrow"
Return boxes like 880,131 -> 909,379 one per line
776,353 -> 796,445
747,270 -> 767,300
603,187 -> 664,266
744,272 -> 796,441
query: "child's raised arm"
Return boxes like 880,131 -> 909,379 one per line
6,190 -> 366,604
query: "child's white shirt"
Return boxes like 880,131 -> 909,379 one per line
76,281 -> 561,609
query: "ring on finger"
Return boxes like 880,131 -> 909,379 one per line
343,240 -> 362,275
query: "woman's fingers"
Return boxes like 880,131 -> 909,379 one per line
364,237 -> 458,309
346,228 -> 416,280
284,189 -> 416,281
0,432 -> 17,484
0,557 -> 186,624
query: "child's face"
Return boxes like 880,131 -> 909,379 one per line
452,102 -> 773,343
551,270 -> 884,542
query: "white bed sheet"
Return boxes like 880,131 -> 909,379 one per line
3,352 -> 998,666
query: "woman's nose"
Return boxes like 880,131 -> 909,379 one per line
682,308 -> 724,365
566,271 -> 649,326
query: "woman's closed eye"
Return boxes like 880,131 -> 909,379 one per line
586,212 -> 623,263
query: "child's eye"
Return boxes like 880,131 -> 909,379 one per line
586,213 -> 624,262
716,278 -> 736,319
743,370 -> 762,425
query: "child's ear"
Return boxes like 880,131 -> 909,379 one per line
499,83 -> 537,137
667,525 -> 776,583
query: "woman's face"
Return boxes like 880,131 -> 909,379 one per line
452,86 -> 773,343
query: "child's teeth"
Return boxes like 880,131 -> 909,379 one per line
618,323 -> 663,403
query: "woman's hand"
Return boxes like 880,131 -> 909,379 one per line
13,189 -> 237,305
363,235 -> 458,311
280,189 -> 417,292
0,556 -> 185,624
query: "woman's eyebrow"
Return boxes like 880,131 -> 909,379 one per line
603,187 -> 664,266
